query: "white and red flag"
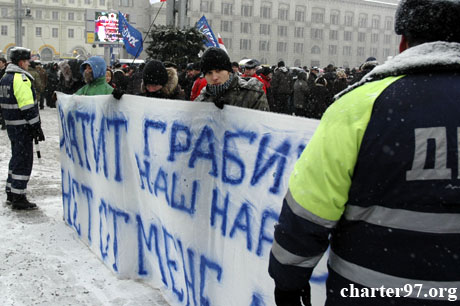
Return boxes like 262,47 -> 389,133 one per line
217,33 -> 228,53
149,0 -> 166,4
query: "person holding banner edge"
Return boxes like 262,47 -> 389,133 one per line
195,47 -> 269,111
269,0 -> 460,305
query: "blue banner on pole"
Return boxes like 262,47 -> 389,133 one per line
118,12 -> 143,58
196,16 -> 219,48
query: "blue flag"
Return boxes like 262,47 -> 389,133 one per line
118,12 -> 143,57
196,16 -> 219,48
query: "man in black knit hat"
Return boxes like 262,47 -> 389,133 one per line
140,60 -> 184,100
195,47 -> 269,111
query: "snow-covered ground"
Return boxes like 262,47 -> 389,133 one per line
0,107 -> 169,306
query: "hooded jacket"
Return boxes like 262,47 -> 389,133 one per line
270,41 -> 460,305
75,57 -> 113,96
195,73 -> 269,111
141,67 -> 184,100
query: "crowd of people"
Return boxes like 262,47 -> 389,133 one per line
1,49 -> 380,126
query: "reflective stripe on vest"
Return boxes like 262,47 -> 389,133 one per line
344,205 -> 460,234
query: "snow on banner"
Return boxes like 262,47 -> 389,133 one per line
56,93 -> 327,306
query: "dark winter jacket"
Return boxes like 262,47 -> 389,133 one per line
305,82 -> 333,119
292,71 -> 309,109
141,67 -> 185,100
195,72 -> 269,111
270,41 -> 460,306
271,67 -> 293,95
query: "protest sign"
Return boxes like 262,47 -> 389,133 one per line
57,93 -> 326,305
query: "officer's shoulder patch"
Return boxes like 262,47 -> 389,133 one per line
21,74 -> 28,82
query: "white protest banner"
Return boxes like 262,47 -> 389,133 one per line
57,93 -> 327,306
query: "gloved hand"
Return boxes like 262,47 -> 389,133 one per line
274,284 -> 311,306
30,123 -> 45,142
214,97 -> 225,109
112,88 -> 124,100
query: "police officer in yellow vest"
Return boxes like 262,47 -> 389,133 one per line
0,47 -> 45,210
269,0 -> 460,305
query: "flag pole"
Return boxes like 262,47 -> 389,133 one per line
130,1 -> 165,65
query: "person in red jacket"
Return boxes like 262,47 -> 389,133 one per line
190,75 -> 207,101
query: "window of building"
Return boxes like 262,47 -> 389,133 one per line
294,27 -> 304,38
311,28 -> 323,40
1,25 -> 7,36
357,47 -> 365,56
371,33 -> 379,43
241,22 -> 252,34
383,48 -> 390,58
278,25 -> 287,37
278,5 -> 289,21
358,14 -> 367,28
85,0 -> 91,4
385,17 -> 393,30
259,40 -> 270,51
295,6 -> 305,22
344,31 -> 352,41
358,32 -> 366,42
1,8 -> 8,17
311,45 -> 321,54
372,16 -> 380,29
52,11 -> 59,20
294,43 -> 304,54
241,4 -> 253,17
223,38 -> 232,49
343,46 -> 351,56
40,48 -> 53,61
69,0 -> 75,4
328,45 -> 337,55
260,4 -> 271,19
68,12 -> 74,21
384,34 -> 391,44
260,24 -> 270,35
35,27 -> 42,37
52,28 -> 58,37
52,0 -> 58,3
222,3 -> 233,15
200,0 -> 213,12
68,28 -> 74,38
311,8 -> 325,23
221,20 -> 232,32
370,47 -> 378,57
35,10 -> 42,19
240,39 -> 251,50
99,0 -> 105,5
330,10 -> 339,25
344,12 -> 353,26
277,42 -> 287,52
21,26 -> 24,36
329,30 -> 338,40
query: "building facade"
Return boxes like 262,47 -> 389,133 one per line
182,0 -> 400,68
0,0 -> 151,61
1,0 -> 400,67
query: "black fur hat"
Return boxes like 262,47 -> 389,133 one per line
395,0 -> 460,43
143,60 -> 168,86
200,47 -> 232,74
